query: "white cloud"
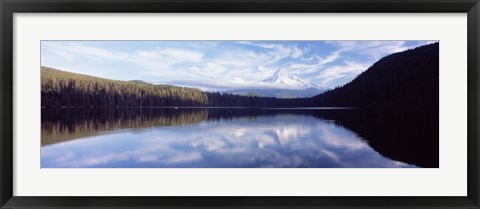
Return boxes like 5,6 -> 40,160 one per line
42,42 -> 129,61
326,41 -> 409,60
312,41 -> 432,87
132,48 -> 203,63
41,40 -> 431,90
42,42 -> 207,81
289,50 -> 342,74
235,41 -> 276,49
319,51 -> 341,65
177,45 -> 293,82
425,40 -> 439,45
291,47 -> 303,58
130,48 -> 204,78
41,42 -> 192,64
316,61 -> 370,86
164,152 -> 202,163
42,41 -> 284,83
234,41 -> 305,63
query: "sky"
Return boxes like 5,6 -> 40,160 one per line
41,40 -> 436,90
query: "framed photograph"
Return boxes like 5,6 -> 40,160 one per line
1,0 -> 479,208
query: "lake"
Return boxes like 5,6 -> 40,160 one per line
41,107 -> 438,168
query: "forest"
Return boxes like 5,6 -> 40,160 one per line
41,42 -> 439,108
41,67 -> 209,107
311,42 -> 439,108
41,66 -> 310,108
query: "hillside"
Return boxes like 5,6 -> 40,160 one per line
311,43 -> 439,108
41,66 -> 209,107
41,67 -> 312,108
42,43 -> 439,108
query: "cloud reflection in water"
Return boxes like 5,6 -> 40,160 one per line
41,114 -> 415,168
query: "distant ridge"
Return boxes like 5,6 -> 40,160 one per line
226,69 -> 328,98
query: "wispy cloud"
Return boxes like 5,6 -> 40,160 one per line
326,41 -> 409,60
317,60 -> 370,87
290,50 -> 342,74
42,42 -> 129,61
41,40 -> 433,89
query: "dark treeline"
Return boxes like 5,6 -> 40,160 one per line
312,42 -> 439,107
41,66 -> 209,107
42,43 -> 439,108
205,92 -> 309,107
41,66 -> 311,108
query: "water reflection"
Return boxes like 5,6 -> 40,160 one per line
41,108 -> 438,168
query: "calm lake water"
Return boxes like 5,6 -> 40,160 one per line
41,108 -> 438,168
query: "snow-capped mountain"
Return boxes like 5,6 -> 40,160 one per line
226,69 -> 329,98
166,69 -> 329,98
262,69 -> 323,90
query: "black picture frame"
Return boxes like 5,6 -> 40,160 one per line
1,0 -> 479,208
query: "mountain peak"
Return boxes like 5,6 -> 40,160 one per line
263,69 -> 324,90
264,69 -> 296,82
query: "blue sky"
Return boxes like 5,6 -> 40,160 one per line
41,40 -> 435,90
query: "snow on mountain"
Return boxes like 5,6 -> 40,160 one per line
165,69 -> 329,98
262,69 -> 324,90
226,69 -> 329,98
